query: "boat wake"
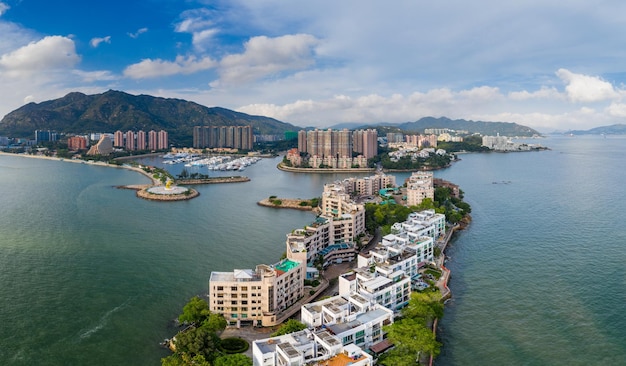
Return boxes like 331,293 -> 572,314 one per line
78,297 -> 133,340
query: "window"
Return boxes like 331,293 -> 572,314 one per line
241,286 -> 248,291
231,286 -> 237,291
217,286 -> 224,291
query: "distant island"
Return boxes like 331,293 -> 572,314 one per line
565,123 -> 626,135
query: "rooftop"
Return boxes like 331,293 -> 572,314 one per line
275,259 -> 300,273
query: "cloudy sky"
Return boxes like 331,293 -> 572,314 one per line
1,0 -> 626,132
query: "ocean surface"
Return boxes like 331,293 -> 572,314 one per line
0,135 -> 624,365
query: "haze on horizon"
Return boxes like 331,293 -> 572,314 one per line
1,0 -> 626,133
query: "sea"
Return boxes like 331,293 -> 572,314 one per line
0,135 -> 624,365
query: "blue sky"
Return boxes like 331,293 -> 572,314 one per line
2,0 -> 626,132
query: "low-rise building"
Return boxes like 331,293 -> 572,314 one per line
338,266 -> 412,313
301,295 -> 393,349
253,329 -> 373,366
209,259 -> 305,327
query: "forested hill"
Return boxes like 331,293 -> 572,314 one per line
0,90 -> 299,146
396,116 -> 540,137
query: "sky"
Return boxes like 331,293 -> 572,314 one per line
1,0 -> 626,132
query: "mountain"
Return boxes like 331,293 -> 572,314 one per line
566,124 -> 626,135
331,116 -> 540,137
0,90 -> 300,146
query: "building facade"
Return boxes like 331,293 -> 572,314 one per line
286,184 -> 365,265
209,259 -> 305,327
405,171 -> 434,207
193,125 -> 253,150
67,136 -> 88,150
252,329 -> 373,366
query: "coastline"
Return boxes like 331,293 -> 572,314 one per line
0,151 -> 160,185
276,161 -> 454,173
277,163 -> 375,173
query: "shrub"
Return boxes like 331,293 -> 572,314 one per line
219,337 -> 249,354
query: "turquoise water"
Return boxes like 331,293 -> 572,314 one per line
1,136 -> 625,365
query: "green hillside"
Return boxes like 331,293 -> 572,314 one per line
0,90 -> 299,146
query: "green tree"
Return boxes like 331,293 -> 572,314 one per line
202,312 -> 227,333
213,354 -> 253,366
271,319 -> 307,337
403,292 -> 444,321
161,353 -> 210,366
178,296 -> 210,325
173,326 -> 221,362
382,317 -> 441,364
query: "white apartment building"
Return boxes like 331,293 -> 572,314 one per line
253,329 -> 373,366
358,235 -> 434,279
338,266 -> 412,313
406,171 -> 434,206
209,259 -> 305,327
301,295 -> 393,349
397,210 -> 446,240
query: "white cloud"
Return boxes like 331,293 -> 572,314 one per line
0,2 -> 9,16
0,36 -> 80,78
509,87 -> 562,101
128,27 -> 148,39
123,55 -> 216,79
90,36 -> 111,48
607,102 -> 626,117
556,68 -> 619,103
72,69 -> 118,82
213,34 -> 319,86
175,8 -> 219,50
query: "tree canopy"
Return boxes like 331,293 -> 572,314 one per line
380,292 -> 443,365
214,354 -> 253,366
270,319 -> 307,337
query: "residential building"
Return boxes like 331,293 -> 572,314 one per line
336,210 -> 444,313
338,266 -> 412,312
301,296 -> 393,349
193,125 -> 253,150
34,130 -> 58,144
209,258 -> 305,327
352,129 -> 378,159
339,173 -> 396,197
125,130 -> 135,151
114,130 -> 124,147
286,183 -> 365,265
148,130 -> 158,151
136,130 -> 146,150
405,171 -> 434,206
67,136 -> 88,150
252,329 -> 373,366
157,130 -> 168,150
